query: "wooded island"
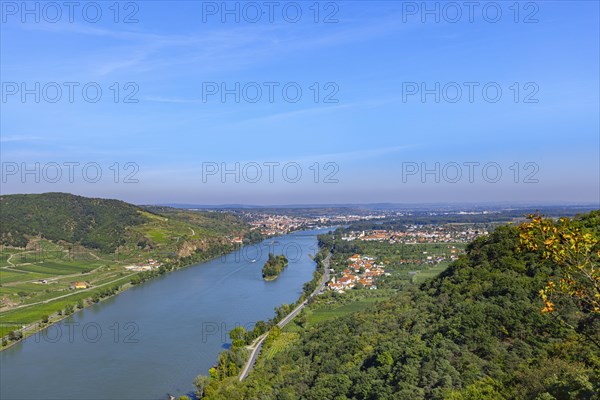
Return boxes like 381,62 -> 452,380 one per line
262,253 -> 288,281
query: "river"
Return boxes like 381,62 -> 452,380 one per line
0,228 -> 331,400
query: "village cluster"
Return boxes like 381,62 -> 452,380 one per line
341,225 -> 488,244
243,212 -> 385,236
327,254 -> 388,293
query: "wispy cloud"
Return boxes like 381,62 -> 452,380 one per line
142,95 -> 201,104
289,145 -> 419,163
241,103 -> 355,124
0,135 -> 46,143
10,10 -> 410,79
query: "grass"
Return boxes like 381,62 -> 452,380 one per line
0,248 -> 23,268
0,240 -> 141,339
138,210 -> 168,221
307,297 -> 383,325
264,332 -> 300,360
132,217 -> 198,248
146,229 -> 168,243
411,263 -> 449,283
10,262 -> 97,275
1,270 -> 49,284
284,291 -> 393,333
0,207 -> 250,343
0,274 -> 135,337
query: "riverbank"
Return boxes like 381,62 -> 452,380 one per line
191,245 -> 332,398
1,228 -> 331,400
0,240 -> 258,352
239,253 -> 331,381
0,273 -> 137,351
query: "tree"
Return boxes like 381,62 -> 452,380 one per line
200,214 -> 600,399
518,214 -> 599,315
446,376 -> 506,399
253,320 -> 267,336
229,326 -> 246,348
208,367 -> 219,381
295,310 -> 308,328
262,253 -> 288,280
64,304 -> 75,315
518,213 -> 600,349
194,375 -> 210,398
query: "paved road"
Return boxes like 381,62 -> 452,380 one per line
239,253 -> 331,381
238,333 -> 268,381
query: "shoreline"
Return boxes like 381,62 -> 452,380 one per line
239,252 -> 330,382
0,228 -> 333,352
1,279 -> 131,352
0,241 -> 259,352
1,227 -> 333,400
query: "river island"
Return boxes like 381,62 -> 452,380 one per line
261,253 -> 288,281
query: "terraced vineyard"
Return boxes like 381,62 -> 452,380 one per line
264,332 -> 300,360
0,193 -> 256,343
0,240 -> 135,337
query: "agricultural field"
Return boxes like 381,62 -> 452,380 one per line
410,262 -> 449,283
284,290 -> 394,333
264,332 -> 300,360
0,194 -> 253,345
0,240 -> 139,337
304,295 -> 388,326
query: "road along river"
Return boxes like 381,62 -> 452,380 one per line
0,228 -> 332,400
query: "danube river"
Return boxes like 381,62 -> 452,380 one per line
0,228 -> 331,400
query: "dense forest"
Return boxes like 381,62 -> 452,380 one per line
198,211 -> 599,399
0,192 -> 148,251
262,253 -> 289,280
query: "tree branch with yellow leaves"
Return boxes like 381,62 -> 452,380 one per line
517,214 -> 600,315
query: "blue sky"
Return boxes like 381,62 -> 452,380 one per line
1,1 -> 599,205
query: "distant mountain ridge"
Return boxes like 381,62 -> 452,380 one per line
157,203 -> 598,210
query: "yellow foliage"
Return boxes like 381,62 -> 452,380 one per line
518,214 -> 599,315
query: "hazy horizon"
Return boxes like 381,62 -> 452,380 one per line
1,191 -> 598,210
2,1 -> 599,205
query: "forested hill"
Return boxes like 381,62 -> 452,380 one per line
0,193 -> 252,254
202,211 -> 600,399
0,193 -> 147,251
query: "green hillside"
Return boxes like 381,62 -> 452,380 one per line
200,211 -> 600,399
143,206 -> 249,236
0,193 -> 147,252
0,193 -> 255,340
0,193 -> 252,256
